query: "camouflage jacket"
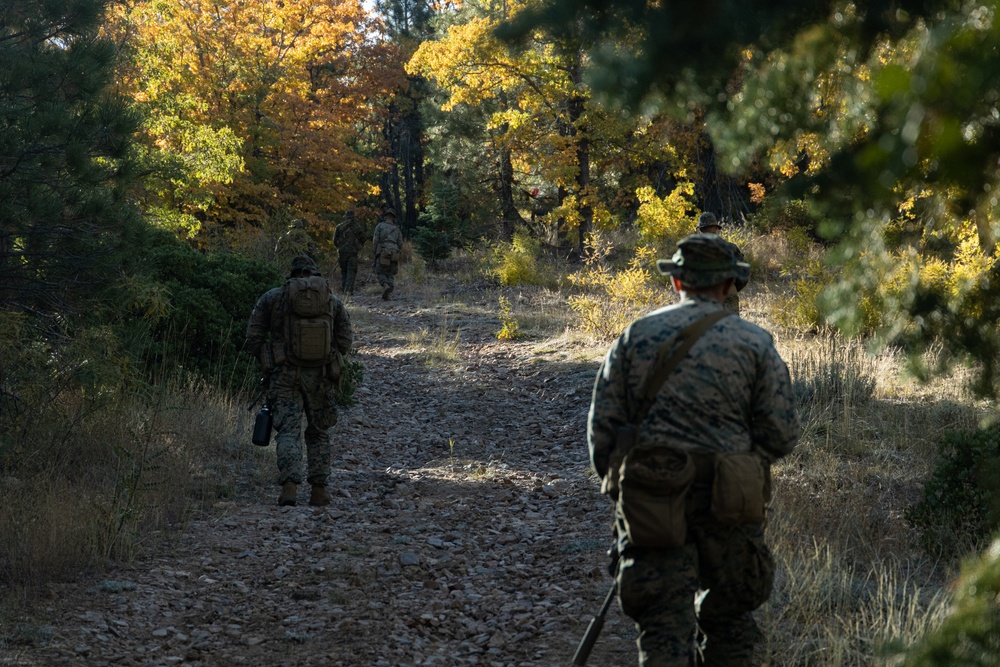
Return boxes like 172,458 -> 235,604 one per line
587,294 -> 798,482
334,219 -> 366,255
373,220 -> 402,255
244,281 -> 353,368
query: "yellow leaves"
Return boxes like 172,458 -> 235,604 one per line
112,0 -> 403,236
769,132 -> 829,177
635,183 -> 697,247
567,256 -> 664,340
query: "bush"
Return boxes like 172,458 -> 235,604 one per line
130,227 -> 282,387
412,178 -> 481,267
750,198 -> 824,239
334,353 -> 364,406
494,231 -> 551,287
568,248 -> 665,340
635,183 -> 697,249
906,422 -> 1000,556
496,296 -> 524,340
890,535 -> 1000,665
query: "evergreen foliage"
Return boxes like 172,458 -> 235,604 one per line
133,227 -> 282,386
413,179 -> 469,266
0,0 -> 142,319
890,536 -> 1000,666
906,422 -> 1000,557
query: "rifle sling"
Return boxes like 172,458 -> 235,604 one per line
632,309 -> 732,424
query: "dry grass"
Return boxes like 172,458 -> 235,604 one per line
737,285 -> 991,664
0,376 -> 269,593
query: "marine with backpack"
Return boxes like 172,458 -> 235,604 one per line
245,255 -> 353,507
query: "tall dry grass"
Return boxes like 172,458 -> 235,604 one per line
746,285 -> 987,665
0,375 -> 269,594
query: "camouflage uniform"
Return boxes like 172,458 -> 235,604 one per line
696,212 -> 746,316
373,209 -> 403,299
588,234 -> 799,667
245,256 -> 353,502
334,211 -> 365,294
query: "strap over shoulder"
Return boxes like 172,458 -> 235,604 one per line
632,310 -> 732,424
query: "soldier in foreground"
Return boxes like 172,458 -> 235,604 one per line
696,212 -> 747,315
245,255 -> 353,507
333,209 -> 365,295
587,234 -> 799,666
373,207 -> 403,300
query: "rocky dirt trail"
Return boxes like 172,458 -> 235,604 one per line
2,282 -> 637,667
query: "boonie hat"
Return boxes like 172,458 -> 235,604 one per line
696,212 -> 720,230
657,233 -> 750,289
383,207 -> 397,219
290,254 -> 319,276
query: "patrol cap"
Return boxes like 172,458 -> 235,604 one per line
696,212 -> 720,230
383,207 -> 397,219
289,254 -> 319,276
657,233 -> 750,288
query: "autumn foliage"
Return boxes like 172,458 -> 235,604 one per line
107,0 -> 407,248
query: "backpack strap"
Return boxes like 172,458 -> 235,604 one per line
631,309 -> 732,425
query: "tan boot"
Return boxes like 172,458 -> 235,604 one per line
278,481 -> 297,506
309,485 -> 331,507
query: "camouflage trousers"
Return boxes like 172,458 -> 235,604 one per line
616,486 -> 774,667
375,260 -> 398,289
338,252 -> 359,293
269,365 -> 338,487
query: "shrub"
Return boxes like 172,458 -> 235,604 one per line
890,535 -> 1000,666
750,198 -> 823,239
635,183 -> 697,249
334,353 -> 364,406
906,422 -> 1000,556
496,296 -> 524,340
494,231 -> 546,287
131,227 -> 282,387
568,248 -> 665,340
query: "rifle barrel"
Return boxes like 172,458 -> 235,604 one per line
571,582 -> 617,666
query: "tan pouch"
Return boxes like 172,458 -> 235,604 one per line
379,249 -> 392,267
617,447 -> 695,549
270,341 -> 287,366
711,452 -> 771,525
601,425 -> 637,500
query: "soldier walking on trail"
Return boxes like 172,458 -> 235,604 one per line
696,212 -> 747,315
587,234 -> 799,666
333,210 -> 365,295
373,207 -> 403,300
245,255 -> 353,507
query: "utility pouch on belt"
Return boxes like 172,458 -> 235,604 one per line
711,452 -> 772,525
617,446 -> 695,549
601,425 -> 637,500
379,249 -> 392,266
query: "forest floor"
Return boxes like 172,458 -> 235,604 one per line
0,270 -> 639,667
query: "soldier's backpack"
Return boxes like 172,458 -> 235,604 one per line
282,275 -> 336,368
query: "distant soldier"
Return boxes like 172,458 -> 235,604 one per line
588,234 -> 799,666
696,212 -> 747,315
245,255 -> 353,507
333,210 -> 365,295
373,207 -> 403,300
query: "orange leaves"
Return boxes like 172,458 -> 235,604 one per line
110,0 -> 406,242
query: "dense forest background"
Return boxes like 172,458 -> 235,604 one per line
3,0 -> 1000,662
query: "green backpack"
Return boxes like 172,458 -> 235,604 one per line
283,275 -> 336,368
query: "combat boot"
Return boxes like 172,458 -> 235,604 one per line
278,481 -> 297,506
309,485 -> 331,507
381,285 -> 391,300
